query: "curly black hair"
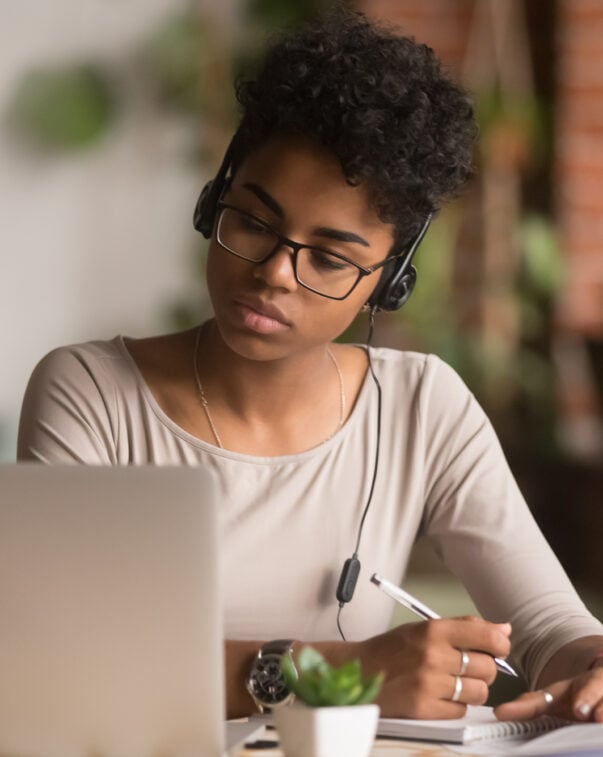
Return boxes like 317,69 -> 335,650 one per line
233,6 -> 477,250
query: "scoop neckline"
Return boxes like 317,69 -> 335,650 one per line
114,335 -> 375,465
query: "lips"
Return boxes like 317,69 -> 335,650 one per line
234,295 -> 291,326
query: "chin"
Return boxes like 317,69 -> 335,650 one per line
212,317 -> 296,363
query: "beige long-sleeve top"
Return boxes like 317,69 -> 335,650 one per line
17,337 -> 602,686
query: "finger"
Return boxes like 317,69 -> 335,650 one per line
458,649 -> 496,685
494,687 -> 560,721
570,668 -> 603,721
378,679 -> 467,720
441,674 -> 489,707
442,618 -> 512,659
442,648 -> 497,685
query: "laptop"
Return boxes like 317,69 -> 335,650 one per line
0,464 -> 244,757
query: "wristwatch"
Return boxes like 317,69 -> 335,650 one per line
246,639 -> 297,712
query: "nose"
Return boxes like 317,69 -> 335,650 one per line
252,244 -> 299,292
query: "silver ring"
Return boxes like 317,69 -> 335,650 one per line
542,690 -> 554,707
451,675 -> 463,703
458,650 -> 470,676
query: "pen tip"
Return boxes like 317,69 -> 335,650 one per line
370,573 -> 380,585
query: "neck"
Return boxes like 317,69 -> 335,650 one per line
199,320 -> 339,419
194,320 -> 346,453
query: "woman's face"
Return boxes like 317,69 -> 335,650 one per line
206,134 -> 396,362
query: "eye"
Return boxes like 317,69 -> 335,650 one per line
238,213 -> 272,236
308,249 -> 353,272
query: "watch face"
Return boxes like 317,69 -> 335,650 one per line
249,652 -> 290,705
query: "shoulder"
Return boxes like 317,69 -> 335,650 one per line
368,347 -> 482,442
18,337 -> 134,463
370,346 -> 471,397
28,337 -> 133,394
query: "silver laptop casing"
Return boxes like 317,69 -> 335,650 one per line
0,464 -> 224,757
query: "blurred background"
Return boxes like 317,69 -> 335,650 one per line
2,0 -> 602,689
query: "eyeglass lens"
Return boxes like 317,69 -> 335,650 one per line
217,207 -> 362,299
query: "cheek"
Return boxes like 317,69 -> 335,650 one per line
206,244 -> 243,296
305,297 -> 366,343
205,246 -> 220,291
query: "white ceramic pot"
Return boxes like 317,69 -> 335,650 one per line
273,702 -> 379,757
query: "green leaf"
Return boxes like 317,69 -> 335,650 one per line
281,645 -> 383,707
281,652 -> 299,690
297,646 -> 328,674
354,673 -> 385,705
520,214 -> 562,295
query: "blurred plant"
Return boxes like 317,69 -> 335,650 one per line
373,0 -> 566,455
281,646 -> 383,707
8,64 -> 115,150
141,9 -> 207,115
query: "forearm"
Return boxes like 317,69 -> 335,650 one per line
224,639 -> 357,719
536,635 -> 603,689
225,618 -> 510,720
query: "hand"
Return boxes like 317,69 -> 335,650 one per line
495,666 -> 603,723
356,616 -> 512,719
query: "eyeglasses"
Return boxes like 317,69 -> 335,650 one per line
215,203 -> 397,300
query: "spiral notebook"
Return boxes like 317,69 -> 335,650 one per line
378,705 -> 569,745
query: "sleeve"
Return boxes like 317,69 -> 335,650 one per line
17,346 -> 117,464
418,355 -> 603,688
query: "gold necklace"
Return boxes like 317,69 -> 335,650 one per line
192,324 -> 346,449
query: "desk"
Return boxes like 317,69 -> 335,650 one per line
234,727 -> 478,756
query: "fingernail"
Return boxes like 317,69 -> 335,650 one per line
498,622 -> 512,634
577,702 -> 591,718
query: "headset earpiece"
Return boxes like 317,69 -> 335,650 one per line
193,135 -> 238,239
365,213 -> 432,312
193,181 -> 216,238
367,262 -> 417,312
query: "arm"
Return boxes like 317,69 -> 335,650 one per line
225,619 -> 512,719
416,357 -> 603,691
538,635 -> 603,687
495,635 -> 603,722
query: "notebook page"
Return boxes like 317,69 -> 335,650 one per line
511,722 -> 603,755
443,722 -> 603,755
378,705 -> 568,744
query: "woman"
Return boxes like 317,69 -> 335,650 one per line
18,8 -> 603,722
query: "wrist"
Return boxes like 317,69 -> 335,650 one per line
246,639 -> 298,713
588,651 -> 603,671
303,639 -> 361,670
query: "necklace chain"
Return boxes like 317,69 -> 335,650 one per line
192,324 -> 346,449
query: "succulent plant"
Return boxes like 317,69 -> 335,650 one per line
281,646 -> 383,708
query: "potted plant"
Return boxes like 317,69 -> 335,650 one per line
273,646 -> 383,757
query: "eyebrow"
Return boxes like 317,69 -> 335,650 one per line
242,182 -> 371,248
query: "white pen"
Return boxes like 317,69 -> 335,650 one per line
371,573 -> 518,678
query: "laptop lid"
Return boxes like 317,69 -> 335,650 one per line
0,464 -> 224,757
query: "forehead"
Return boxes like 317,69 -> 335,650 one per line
230,135 -> 395,245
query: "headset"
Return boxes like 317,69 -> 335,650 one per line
193,133 -> 432,638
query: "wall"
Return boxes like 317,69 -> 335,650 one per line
0,0 -> 231,460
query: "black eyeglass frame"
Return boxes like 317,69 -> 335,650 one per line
214,201 -> 401,301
